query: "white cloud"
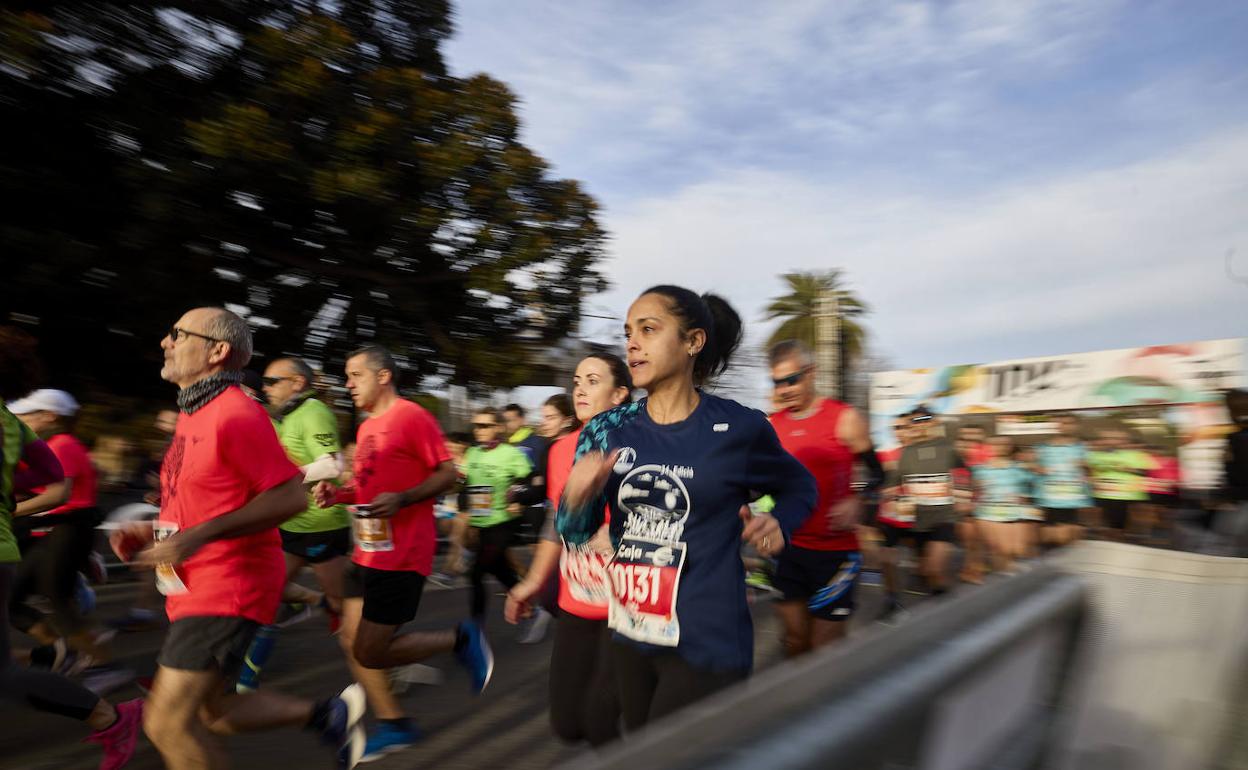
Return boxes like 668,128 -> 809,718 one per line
595,126 -> 1248,373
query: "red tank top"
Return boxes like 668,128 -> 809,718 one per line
769,399 -> 858,551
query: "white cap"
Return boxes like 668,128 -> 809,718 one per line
8,389 -> 81,417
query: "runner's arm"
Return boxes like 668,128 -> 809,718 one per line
13,478 -> 72,518
13,436 -> 64,492
193,474 -> 306,541
396,460 -> 457,508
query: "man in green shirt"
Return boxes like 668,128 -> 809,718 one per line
1088,428 -> 1157,539
237,356 -> 350,692
464,407 -> 532,620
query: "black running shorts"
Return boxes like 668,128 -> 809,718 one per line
157,616 -> 259,679
773,546 -> 861,621
342,562 -> 425,626
280,527 -> 351,564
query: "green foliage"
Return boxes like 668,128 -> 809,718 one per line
764,270 -> 868,361
1,2 -> 607,404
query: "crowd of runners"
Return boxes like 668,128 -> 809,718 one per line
2,285 -> 1246,769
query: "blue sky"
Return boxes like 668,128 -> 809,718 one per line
444,1 -> 1248,402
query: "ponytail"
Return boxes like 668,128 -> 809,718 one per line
641,285 -> 743,385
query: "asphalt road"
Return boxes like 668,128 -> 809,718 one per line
2,562 -> 907,770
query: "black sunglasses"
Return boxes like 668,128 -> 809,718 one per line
771,367 -> 811,388
168,326 -> 222,344
910,414 -> 934,424
472,422 -> 496,429
262,376 -> 292,386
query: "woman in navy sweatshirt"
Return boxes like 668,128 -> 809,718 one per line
558,285 -> 817,731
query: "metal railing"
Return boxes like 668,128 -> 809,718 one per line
563,566 -> 1087,770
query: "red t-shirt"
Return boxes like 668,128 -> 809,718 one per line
160,387 -> 299,624
770,399 -> 858,551
546,429 -> 578,511
548,428 -> 611,620
30,433 -> 97,519
346,399 -> 450,574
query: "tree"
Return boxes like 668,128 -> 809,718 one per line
0,2 -> 607,402
764,270 -> 868,361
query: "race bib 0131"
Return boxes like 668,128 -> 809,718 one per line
608,535 -> 687,647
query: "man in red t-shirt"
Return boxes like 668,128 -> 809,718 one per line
110,307 -> 367,769
10,391 -> 99,632
9,388 -> 129,690
312,345 -> 494,760
767,341 -> 882,655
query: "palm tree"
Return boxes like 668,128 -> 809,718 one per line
764,270 -> 868,361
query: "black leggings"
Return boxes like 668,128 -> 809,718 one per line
611,640 -> 748,731
470,519 -> 521,618
549,613 -> 620,746
0,564 -> 100,720
10,508 -> 99,635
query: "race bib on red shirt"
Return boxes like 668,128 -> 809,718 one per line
153,521 -> 188,596
560,541 -> 611,610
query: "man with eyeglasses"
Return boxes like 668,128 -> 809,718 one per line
109,307 -> 368,768
312,345 -> 493,762
764,340 -> 882,655
883,405 -> 970,603
233,357 -> 351,693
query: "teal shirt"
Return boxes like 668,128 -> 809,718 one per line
972,463 -> 1031,521
463,443 -> 531,528
1036,442 -> 1091,509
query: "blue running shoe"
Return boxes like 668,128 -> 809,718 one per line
358,722 -> 422,764
320,684 -> 367,768
75,575 -> 96,615
338,724 -> 365,769
455,620 -> 494,694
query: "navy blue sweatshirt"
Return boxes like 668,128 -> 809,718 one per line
557,393 -> 817,672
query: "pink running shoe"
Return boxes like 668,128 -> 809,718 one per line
84,698 -> 143,770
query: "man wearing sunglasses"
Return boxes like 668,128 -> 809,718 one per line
765,340 -> 883,655
883,405 -> 970,601
232,357 -> 352,694
110,307 -> 367,768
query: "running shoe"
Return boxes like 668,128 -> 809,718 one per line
83,697 -> 142,770
426,571 -> 456,589
389,663 -> 445,694
274,602 -> 314,628
320,684 -> 367,768
81,664 -> 136,696
76,575 -> 97,615
339,724 -> 366,770
455,620 -> 494,694
518,607 -> 552,645
358,722 -> 423,763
